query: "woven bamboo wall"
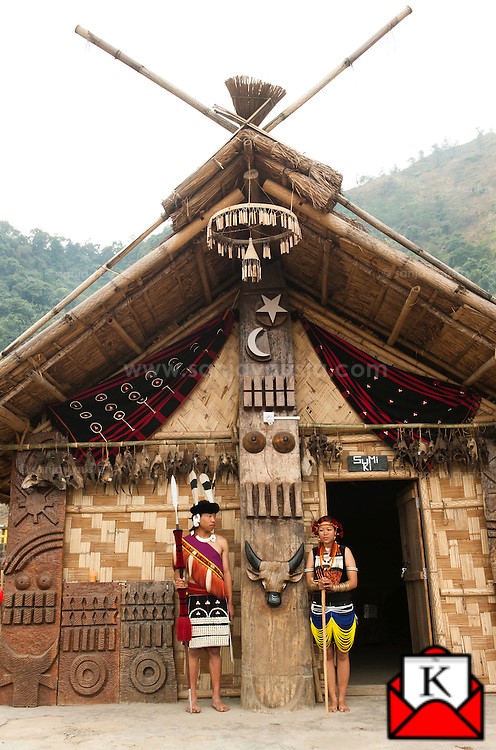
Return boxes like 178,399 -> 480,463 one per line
292,319 -> 361,426
423,469 -> 496,686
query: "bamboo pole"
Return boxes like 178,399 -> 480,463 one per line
0,435 -> 235,451
0,405 -> 30,433
320,242 -> 331,307
106,316 -> 143,355
264,6 -> 413,131
299,422 -> 496,432
321,588 -> 329,718
463,349 -> 496,386
336,193 -> 496,305
75,26 -> 237,134
0,215 -> 166,358
265,180 -> 496,323
387,286 -> 421,345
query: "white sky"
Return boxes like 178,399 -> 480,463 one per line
1,1 -> 494,248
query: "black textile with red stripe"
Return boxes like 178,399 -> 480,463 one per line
49,311 -> 234,451
300,315 -> 480,445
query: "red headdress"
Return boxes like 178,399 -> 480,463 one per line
312,515 -> 343,538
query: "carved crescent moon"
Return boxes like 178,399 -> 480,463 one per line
246,327 -> 271,361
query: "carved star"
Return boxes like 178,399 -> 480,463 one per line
256,294 -> 287,324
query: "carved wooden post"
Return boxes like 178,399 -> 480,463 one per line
480,431 -> 496,587
0,435 -> 65,706
239,263 -> 314,710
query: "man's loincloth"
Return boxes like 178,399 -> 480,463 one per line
188,594 -> 230,648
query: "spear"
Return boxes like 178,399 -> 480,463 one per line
171,475 -> 192,709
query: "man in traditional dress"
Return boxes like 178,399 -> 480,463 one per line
174,499 -> 233,713
305,516 -> 358,712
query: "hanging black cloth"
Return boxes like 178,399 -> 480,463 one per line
49,310 -> 234,454
300,314 -> 480,447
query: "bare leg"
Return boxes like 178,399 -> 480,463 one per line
207,646 -> 229,711
326,644 -> 338,711
336,649 -> 351,711
186,648 -> 202,713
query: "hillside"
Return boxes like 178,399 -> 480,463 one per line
0,222 -> 172,351
345,131 -> 496,294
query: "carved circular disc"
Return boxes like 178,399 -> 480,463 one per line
272,431 -> 296,453
242,431 -> 266,453
37,571 -> 53,590
70,654 -> 107,696
130,654 -> 167,694
14,572 -> 31,590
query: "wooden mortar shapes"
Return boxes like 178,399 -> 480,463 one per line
243,431 -> 266,453
272,431 -> 295,453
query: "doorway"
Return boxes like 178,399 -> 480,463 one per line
326,478 -> 432,685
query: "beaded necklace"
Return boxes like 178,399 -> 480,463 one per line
316,540 -> 342,584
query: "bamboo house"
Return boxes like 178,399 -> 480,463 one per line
0,15 -> 495,711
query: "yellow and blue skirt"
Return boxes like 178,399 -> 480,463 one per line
310,601 -> 357,653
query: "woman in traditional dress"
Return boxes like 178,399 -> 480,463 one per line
306,516 -> 358,712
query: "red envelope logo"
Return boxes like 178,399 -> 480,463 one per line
387,646 -> 484,739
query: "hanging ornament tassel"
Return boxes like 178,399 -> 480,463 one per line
242,237 -> 261,283
263,242 -> 271,259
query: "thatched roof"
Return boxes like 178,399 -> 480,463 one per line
0,114 -> 495,495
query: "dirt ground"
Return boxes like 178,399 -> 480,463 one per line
0,695 -> 493,750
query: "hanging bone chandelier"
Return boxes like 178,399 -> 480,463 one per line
206,202 -> 302,282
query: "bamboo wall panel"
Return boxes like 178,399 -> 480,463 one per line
63,480 -> 241,694
425,469 -> 496,686
292,319 -> 361,426
155,325 -> 239,436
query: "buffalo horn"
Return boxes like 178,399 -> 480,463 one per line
288,543 -> 305,573
245,540 -> 262,571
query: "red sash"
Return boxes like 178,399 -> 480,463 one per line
183,536 -> 226,599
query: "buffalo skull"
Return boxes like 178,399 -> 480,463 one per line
245,541 -> 305,607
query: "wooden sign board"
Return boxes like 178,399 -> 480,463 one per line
347,455 -> 388,472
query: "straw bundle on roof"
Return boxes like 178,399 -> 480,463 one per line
225,76 -> 286,126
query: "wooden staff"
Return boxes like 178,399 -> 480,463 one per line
321,586 -> 329,718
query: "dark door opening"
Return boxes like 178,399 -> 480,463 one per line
326,479 -> 414,685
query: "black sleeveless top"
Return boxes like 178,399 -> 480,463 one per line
311,544 -> 352,607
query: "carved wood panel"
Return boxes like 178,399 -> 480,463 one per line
57,583 -> 120,705
119,582 -> 177,703
0,443 -> 65,707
